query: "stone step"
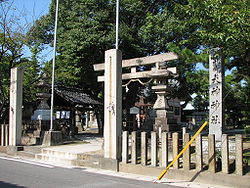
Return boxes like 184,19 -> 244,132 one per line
34,150 -> 107,168
41,149 -> 79,159
73,154 -> 118,171
32,148 -> 117,170
23,146 -> 43,154
16,146 -> 43,160
34,148 -> 81,166
17,151 -> 36,159
35,153 -> 75,166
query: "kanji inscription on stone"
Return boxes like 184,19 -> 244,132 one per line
209,48 -> 224,141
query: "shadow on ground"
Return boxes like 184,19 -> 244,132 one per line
0,181 -> 26,188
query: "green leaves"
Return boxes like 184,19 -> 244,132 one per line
26,0 -> 249,121
28,1 -> 176,93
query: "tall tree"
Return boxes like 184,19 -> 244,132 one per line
27,0 -> 183,95
0,0 -> 40,123
27,0 -> 250,127
142,0 -> 250,76
0,1 -> 25,122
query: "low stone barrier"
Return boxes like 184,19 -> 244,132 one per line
122,131 -> 247,175
0,124 -> 9,146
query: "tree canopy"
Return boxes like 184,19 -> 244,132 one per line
0,0 -> 39,123
28,1 -> 170,89
24,0 -> 250,126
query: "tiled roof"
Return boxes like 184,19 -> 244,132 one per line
55,87 -> 101,106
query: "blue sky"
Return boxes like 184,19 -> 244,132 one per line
12,0 -> 50,24
11,0 -> 51,61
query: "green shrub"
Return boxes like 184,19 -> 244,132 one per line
244,126 -> 250,134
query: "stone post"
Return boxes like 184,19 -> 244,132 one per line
131,131 -> 137,164
208,134 -> 216,173
235,134 -> 243,175
221,134 -> 229,174
141,132 -> 148,166
182,127 -> 186,144
195,134 -> 203,171
209,48 -> 224,141
85,111 -> 89,128
160,132 -> 168,167
104,49 -> 122,160
122,131 -> 129,163
5,125 -> 9,146
183,133 -> 191,170
172,132 -> 179,169
9,67 -> 23,146
42,131 -> 62,146
151,131 -> 157,166
1,125 -> 5,146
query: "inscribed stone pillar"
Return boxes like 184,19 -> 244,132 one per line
209,48 -> 224,141
9,67 -> 23,146
104,49 -> 122,160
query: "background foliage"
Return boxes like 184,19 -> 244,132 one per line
1,0 -> 249,126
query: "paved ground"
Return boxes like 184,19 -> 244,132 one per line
44,133 -> 104,154
0,157 -> 182,188
0,156 -> 232,188
34,130 -> 232,188
0,128 -> 235,188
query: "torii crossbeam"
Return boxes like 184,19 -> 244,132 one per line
94,52 -> 178,82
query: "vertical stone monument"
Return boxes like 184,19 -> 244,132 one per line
104,49 -> 122,160
209,48 -> 224,141
9,67 -> 24,146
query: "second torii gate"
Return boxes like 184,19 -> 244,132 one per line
93,49 -> 178,160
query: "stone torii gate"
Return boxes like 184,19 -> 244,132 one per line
93,49 -> 178,160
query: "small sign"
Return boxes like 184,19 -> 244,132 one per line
130,107 -> 139,114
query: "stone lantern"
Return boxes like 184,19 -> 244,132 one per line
31,74 -> 51,130
149,66 -> 176,133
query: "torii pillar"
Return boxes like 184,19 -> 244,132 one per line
9,67 -> 24,146
104,49 -> 122,160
